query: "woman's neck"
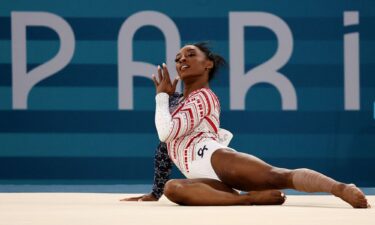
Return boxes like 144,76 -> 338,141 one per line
183,79 -> 209,98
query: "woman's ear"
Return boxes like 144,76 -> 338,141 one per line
206,60 -> 214,70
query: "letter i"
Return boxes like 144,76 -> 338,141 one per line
344,11 -> 360,110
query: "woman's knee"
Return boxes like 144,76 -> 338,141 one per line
163,179 -> 185,202
267,168 -> 293,189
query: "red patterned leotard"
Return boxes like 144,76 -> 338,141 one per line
154,87 -> 221,176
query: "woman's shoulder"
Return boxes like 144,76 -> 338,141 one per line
189,87 -> 216,98
188,87 -> 219,104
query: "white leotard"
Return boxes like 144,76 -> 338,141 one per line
155,87 -> 222,175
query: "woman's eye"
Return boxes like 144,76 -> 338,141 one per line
174,58 -> 180,62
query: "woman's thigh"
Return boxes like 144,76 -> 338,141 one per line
211,149 -> 293,191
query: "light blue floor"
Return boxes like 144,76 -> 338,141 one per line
0,184 -> 374,195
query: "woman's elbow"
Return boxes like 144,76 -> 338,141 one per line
155,123 -> 173,142
157,131 -> 169,142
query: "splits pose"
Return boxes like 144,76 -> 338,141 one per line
121,43 -> 369,208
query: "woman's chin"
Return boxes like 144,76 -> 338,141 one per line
179,75 -> 192,82
178,73 -> 188,80
179,73 -> 198,80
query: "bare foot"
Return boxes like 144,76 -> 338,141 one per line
333,183 -> 369,208
245,190 -> 286,205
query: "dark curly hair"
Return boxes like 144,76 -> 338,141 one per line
192,42 -> 227,81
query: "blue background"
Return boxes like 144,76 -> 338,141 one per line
0,0 -> 374,187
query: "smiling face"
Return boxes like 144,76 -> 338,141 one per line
175,45 -> 213,82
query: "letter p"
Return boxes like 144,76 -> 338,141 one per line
11,12 -> 75,109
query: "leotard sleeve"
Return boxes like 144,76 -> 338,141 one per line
150,93 -> 181,199
150,142 -> 172,199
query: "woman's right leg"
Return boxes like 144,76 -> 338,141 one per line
211,149 -> 369,208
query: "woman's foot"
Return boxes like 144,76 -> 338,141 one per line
244,190 -> 286,205
332,183 -> 370,208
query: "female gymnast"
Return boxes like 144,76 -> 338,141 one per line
120,94 -> 282,205
122,42 -> 369,208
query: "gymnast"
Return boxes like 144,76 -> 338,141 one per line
121,42 -> 369,208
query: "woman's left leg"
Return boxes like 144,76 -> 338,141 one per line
163,178 -> 286,206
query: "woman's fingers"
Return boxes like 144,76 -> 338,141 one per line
153,63 -> 176,94
157,65 -> 163,82
162,63 -> 171,83
151,74 -> 159,87
119,196 -> 142,201
119,193 -> 158,202
172,76 -> 180,90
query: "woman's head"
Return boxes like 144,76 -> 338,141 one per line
175,42 -> 226,82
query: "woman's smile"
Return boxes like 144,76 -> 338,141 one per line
180,64 -> 190,71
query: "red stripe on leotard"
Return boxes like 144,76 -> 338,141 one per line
205,117 -> 218,133
201,90 -> 212,116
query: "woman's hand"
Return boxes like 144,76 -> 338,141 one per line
119,193 -> 158,202
152,63 -> 179,95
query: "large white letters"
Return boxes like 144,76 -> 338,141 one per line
6,10 -> 363,111
229,12 -> 297,110
118,11 -> 181,110
344,11 -> 360,110
11,12 -> 75,109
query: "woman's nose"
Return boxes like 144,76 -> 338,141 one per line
180,56 -> 186,62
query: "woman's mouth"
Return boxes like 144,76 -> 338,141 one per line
181,64 -> 190,71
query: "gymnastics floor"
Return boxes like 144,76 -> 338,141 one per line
1,192 -> 374,225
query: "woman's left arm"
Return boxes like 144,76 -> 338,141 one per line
150,142 -> 173,199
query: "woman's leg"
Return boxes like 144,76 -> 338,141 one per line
163,178 -> 286,206
211,149 -> 369,208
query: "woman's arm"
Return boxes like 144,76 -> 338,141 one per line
119,143 -> 173,201
150,93 -> 182,198
120,93 -> 180,202
150,142 -> 173,199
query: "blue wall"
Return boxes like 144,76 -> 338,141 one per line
0,0 -> 374,186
